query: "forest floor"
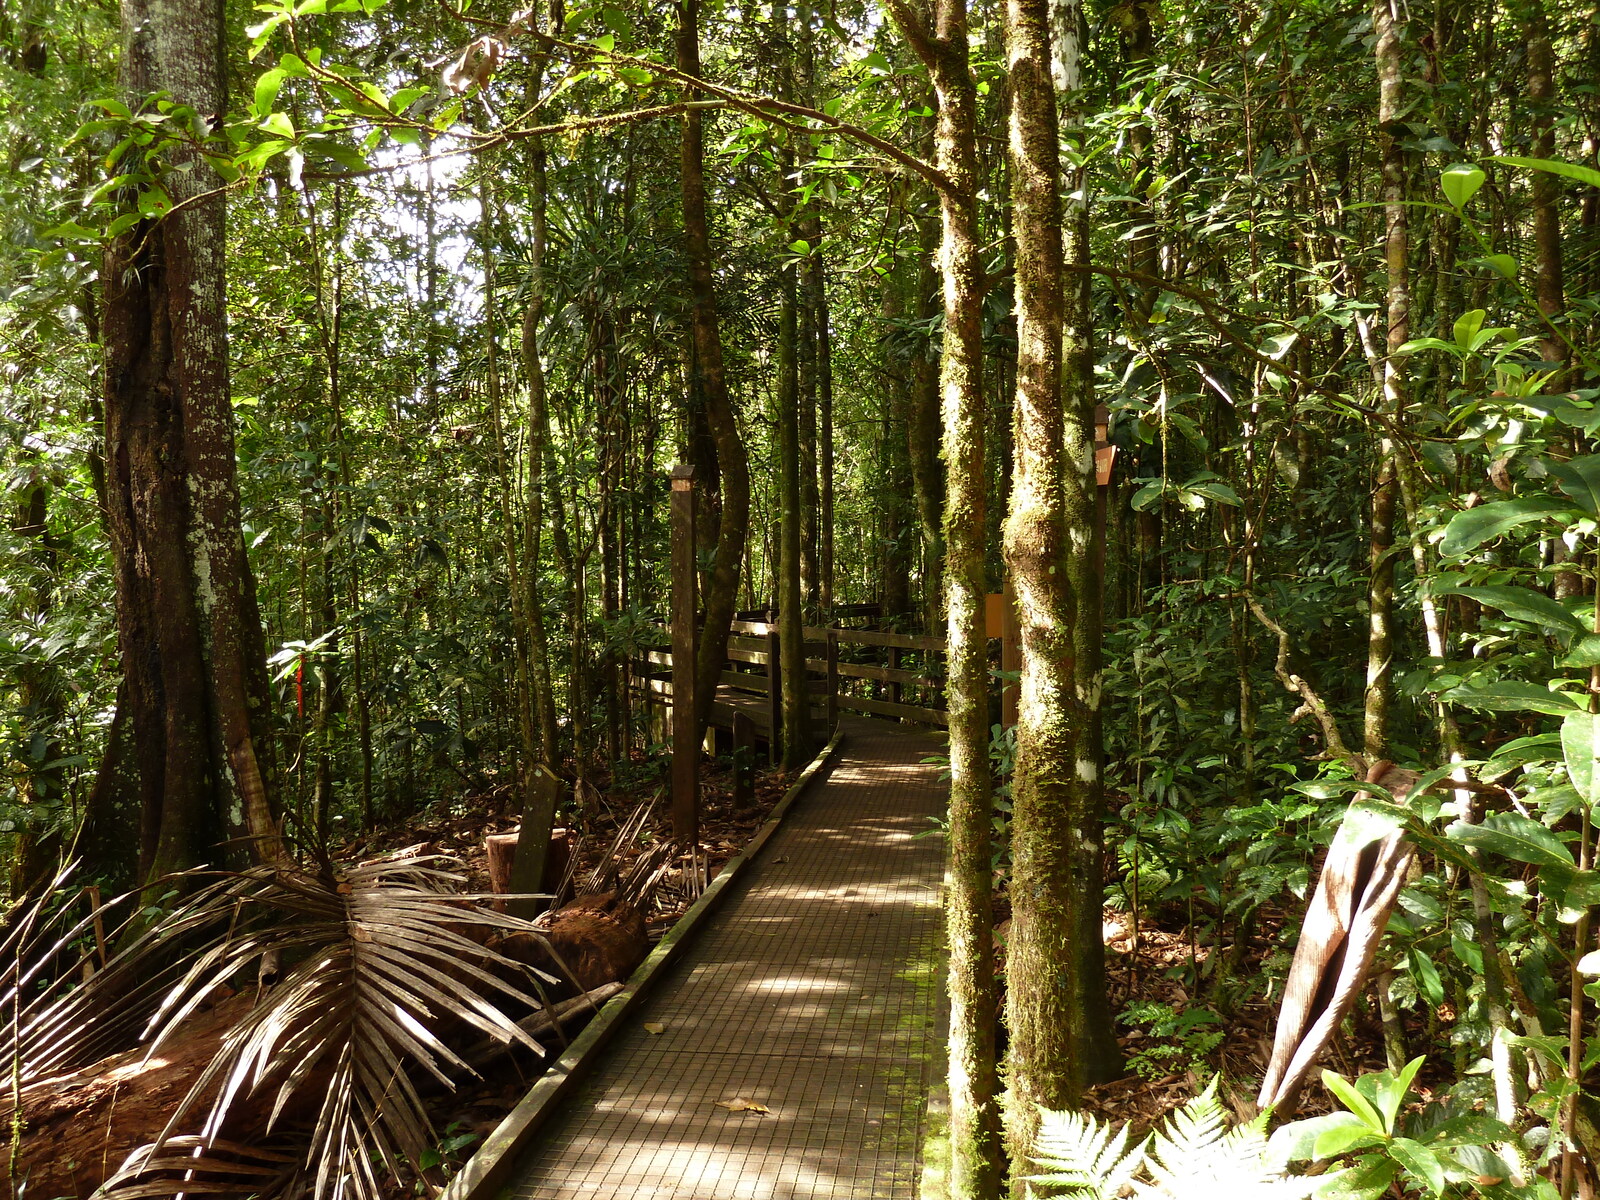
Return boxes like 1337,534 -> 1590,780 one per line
9,756 -> 801,1198
1073,905 -> 1398,1134
15,755 -> 1407,1197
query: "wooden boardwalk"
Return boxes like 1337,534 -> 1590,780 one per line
505,718 -> 948,1200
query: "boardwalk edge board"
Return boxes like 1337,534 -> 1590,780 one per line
439,728 -> 847,1200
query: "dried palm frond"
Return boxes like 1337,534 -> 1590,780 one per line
0,865 -> 219,1085
100,1136 -> 299,1198
91,855 -> 566,1200
577,793 -> 659,897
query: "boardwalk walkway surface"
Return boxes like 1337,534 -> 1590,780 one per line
506,718 -> 949,1200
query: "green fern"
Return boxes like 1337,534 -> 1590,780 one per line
1029,1082 -> 1322,1200
1028,1105 -> 1147,1199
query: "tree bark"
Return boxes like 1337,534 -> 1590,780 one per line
882,0 -> 1001,1192
102,0 -> 284,879
1365,0 -> 1408,765
1006,0 -> 1120,1162
678,0 -> 750,750
523,138 -> 561,766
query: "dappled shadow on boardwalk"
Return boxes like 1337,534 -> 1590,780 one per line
507,719 -> 947,1200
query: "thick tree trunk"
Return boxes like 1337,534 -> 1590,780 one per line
678,0 -> 750,749
883,0 -> 1000,1191
1006,0 -> 1119,1161
102,0 -> 283,879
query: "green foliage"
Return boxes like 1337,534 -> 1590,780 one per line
1117,999 -> 1224,1081
1272,1061 -> 1546,1200
1029,1081 -> 1317,1199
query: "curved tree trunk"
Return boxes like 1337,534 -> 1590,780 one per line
102,0 -> 284,880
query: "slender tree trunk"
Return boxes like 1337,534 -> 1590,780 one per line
1007,0 -> 1120,1161
103,0 -> 284,879
678,0 -> 750,750
523,138 -> 560,764
776,19 -> 808,767
909,207 -> 946,633
1528,0 -> 1567,373
1365,0 -> 1408,765
883,0 -> 1001,1191
810,219 -> 837,617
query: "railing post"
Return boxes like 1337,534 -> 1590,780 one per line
766,627 -> 781,765
888,645 -> 902,709
825,627 -> 839,732
733,710 -> 755,811
671,463 -> 699,846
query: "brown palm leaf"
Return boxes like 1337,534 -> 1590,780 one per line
98,855 -> 564,1200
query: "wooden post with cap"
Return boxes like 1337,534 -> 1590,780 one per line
670,462 -> 699,846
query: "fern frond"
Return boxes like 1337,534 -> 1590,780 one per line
1029,1105 -> 1148,1199
1138,1082 -> 1319,1200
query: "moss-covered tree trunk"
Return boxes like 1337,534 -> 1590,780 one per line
1005,0 -> 1120,1167
102,0 -> 284,880
883,0 -> 1000,1191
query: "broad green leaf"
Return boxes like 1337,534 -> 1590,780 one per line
1447,812 -> 1573,868
1260,329 -> 1299,360
136,186 -> 171,218
1484,253 -> 1518,280
1564,710 -> 1600,805
1577,949 -> 1600,975
1492,155 -> 1600,191
1315,1156 -> 1399,1200
1389,1138 -> 1447,1197
1313,1121 -> 1385,1160
1452,309 -> 1485,351
1451,933 -> 1484,973
1439,495 -> 1574,555
1435,584 -> 1586,635
1130,479 -> 1165,512
1396,336 -> 1460,355
260,111 -> 295,139
1539,863 -> 1600,917
1561,636 -> 1600,668
1376,1057 -> 1425,1131
1332,798 -> 1409,855
1321,1070 -> 1385,1132
1183,479 -> 1242,506
1408,950 -> 1445,1006
1440,163 -> 1486,208
253,67 -> 287,119
1445,682 -> 1587,715
1269,1111 -> 1365,1163
1547,455 -> 1600,517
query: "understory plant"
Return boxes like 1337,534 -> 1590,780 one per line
1028,1062 -> 1554,1200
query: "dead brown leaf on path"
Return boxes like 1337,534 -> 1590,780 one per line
715,1098 -> 770,1113
643,1022 -> 666,1035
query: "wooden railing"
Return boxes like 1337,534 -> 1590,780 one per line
627,617 -> 953,766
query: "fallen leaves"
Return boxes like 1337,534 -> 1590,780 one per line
642,1022 -> 666,1035
714,1099 -> 770,1114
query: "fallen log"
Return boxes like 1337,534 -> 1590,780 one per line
439,981 -> 624,1086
